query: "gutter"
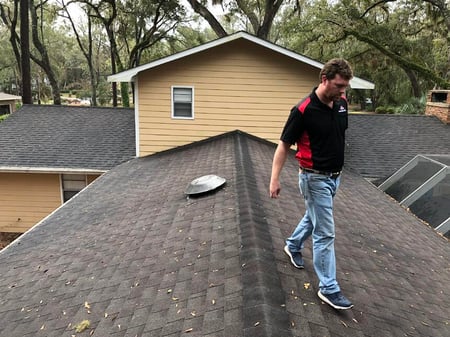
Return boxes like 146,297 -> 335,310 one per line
0,166 -> 107,174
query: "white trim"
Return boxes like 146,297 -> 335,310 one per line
134,81 -> 140,157
60,173 -> 90,203
107,31 -> 374,90
171,86 -> 195,120
379,156 -> 422,191
59,174 -> 63,204
400,167 -> 447,206
0,166 -> 106,174
435,217 -> 450,235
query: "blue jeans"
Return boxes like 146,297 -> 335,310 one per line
286,172 -> 341,294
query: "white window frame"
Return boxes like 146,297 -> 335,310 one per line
60,174 -> 88,203
171,86 -> 194,119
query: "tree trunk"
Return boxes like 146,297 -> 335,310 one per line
29,0 -> 61,105
20,0 -> 32,104
186,0 -> 227,37
62,2 -> 98,106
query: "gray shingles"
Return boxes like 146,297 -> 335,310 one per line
0,104 -> 135,170
346,114 -> 450,181
0,130 -> 449,337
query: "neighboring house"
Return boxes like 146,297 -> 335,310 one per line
0,105 -> 135,233
108,31 -> 374,157
0,92 -> 22,115
0,131 -> 448,337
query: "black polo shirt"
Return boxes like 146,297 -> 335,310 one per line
280,88 -> 348,172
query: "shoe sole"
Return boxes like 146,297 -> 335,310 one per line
317,291 -> 354,310
283,245 -> 304,269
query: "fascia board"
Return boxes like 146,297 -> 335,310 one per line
0,166 -> 106,174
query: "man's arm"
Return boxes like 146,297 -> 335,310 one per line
269,140 -> 291,198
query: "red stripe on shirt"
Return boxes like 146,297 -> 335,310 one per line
296,97 -> 313,168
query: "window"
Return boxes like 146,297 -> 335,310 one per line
61,174 -> 87,202
172,86 -> 194,119
0,105 -> 10,115
379,155 -> 450,238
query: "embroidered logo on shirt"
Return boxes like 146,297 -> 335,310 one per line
338,105 -> 347,114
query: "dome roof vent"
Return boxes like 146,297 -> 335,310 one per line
185,174 -> 226,196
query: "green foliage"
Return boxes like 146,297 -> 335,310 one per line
375,96 -> 425,115
397,96 -> 426,115
0,114 -> 9,123
280,0 -> 449,103
1,0 -> 448,108
375,106 -> 397,114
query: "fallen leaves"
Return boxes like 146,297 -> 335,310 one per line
84,301 -> 91,314
74,320 -> 90,333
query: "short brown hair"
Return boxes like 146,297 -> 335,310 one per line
320,58 -> 353,81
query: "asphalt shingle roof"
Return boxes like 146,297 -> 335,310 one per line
0,105 -> 135,171
345,114 -> 450,181
0,130 -> 448,337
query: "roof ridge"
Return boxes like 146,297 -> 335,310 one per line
234,133 -> 292,337
144,130 -> 276,160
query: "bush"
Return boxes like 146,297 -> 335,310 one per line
375,106 -> 397,114
376,97 -> 426,115
398,96 -> 426,115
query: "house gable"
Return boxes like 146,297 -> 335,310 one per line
136,39 -> 318,156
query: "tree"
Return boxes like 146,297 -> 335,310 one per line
29,0 -> 62,105
280,0 -> 449,108
0,0 -> 24,97
72,0 -> 119,106
185,0 -> 286,39
20,0 -> 32,103
60,0 -> 100,106
115,0 -> 185,106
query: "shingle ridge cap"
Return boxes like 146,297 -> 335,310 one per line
234,134 -> 292,337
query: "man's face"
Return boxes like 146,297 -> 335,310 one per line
322,74 -> 350,102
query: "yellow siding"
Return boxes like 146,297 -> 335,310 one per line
137,39 -> 318,156
0,173 -> 101,233
0,173 -> 61,233
87,175 -> 99,184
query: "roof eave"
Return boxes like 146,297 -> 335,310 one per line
349,77 -> 375,90
0,166 -> 107,174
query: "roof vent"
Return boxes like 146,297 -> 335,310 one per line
185,174 -> 226,196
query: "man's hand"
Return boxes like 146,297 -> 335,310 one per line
269,141 -> 290,199
270,179 -> 281,198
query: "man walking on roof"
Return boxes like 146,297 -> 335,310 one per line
269,58 -> 354,310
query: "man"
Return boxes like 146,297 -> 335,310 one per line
269,58 -> 353,310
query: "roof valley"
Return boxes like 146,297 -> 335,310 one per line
234,133 -> 292,337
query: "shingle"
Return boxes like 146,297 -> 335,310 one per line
0,130 -> 449,337
346,114 -> 450,180
0,104 -> 135,170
